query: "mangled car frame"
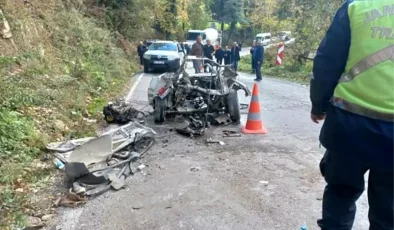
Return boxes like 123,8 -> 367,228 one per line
147,56 -> 251,124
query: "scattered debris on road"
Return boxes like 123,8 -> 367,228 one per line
103,99 -> 146,124
54,190 -> 88,208
222,130 -> 241,137
190,167 -> 201,172
259,180 -> 269,185
47,122 -> 156,204
206,138 -> 225,145
174,115 -> 208,137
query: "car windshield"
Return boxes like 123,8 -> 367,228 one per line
148,43 -> 177,51
187,32 -> 207,41
255,36 -> 264,41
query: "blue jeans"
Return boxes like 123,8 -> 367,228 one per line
232,60 -> 238,72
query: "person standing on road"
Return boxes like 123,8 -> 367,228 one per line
203,40 -> 215,72
190,36 -> 204,73
231,42 -> 241,72
250,40 -> 256,73
137,41 -> 146,69
310,1 -> 393,229
215,46 -> 224,65
223,46 -> 231,65
185,43 -> 191,55
253,41 -> 264,82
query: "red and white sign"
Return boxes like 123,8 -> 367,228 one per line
276,42 -> 284,65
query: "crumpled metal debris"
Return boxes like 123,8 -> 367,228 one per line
103,99 -> 145,124
48,122 -> 156,200
207,138 -> 225,145
222,130 -> 241,137
46,137 -> 95,153
213,114 -> 232,126
174,115 -> 208,137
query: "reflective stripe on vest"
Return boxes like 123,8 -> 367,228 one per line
339,44 -> 394,83
333,45 -> 394,122
332,97 -> 394,122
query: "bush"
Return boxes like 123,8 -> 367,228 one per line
239,46 -> 312,83
0,1 -> 138,227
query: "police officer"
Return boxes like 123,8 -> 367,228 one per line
311,1 -> 393,229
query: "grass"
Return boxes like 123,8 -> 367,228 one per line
0,1 -> 138,228
238,49 -> 312,84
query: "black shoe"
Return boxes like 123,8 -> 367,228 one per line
253,78 -> 259,81
256,78 -> 262,82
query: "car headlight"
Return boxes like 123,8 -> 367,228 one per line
167,55 -> 178,61
143,54 -> 151,60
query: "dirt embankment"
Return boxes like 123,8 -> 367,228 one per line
0,0 -> 139,228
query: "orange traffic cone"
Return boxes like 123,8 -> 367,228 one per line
242,83 -> 267,134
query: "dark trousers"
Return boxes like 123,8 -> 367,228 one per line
217,58 -> 223,65
232,60 -> 238,72
251,57 -> 256,70
256,62 -> 262,80
139,55 -> 143,65
318,150 -> 393,230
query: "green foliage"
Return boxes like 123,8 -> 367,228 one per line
100,0 -> 156,39
0,110 -> 41,161
187,1 -> 211,30
211,0 -> 245,23
0,0 -> 137,226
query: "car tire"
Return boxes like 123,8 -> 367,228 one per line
154,97 -> 166,123
227,89 -> 241,124
144,65 -> 149,73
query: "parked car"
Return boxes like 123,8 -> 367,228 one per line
143,41 -> 185,73
278,31 -> 291,41
255,32 -> 272,46
145,39 -> 156,47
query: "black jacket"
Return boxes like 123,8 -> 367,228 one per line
137,45 -> 146,56
203,44 -> 215,59
231,46 -> 241,61
223,50 -> 231,64
215,48 -> 224,59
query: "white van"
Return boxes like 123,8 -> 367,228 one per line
278,31 -> 291,41
255,33 -> 272,46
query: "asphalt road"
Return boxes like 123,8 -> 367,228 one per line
53,55 -> 369,230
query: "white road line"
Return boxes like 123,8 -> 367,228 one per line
126,73 -> 144,102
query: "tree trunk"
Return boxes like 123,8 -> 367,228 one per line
226,21 -> 236,45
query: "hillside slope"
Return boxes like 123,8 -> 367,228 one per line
0,0 -> 139,227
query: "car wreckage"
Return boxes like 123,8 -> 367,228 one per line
147,56 -> 251,124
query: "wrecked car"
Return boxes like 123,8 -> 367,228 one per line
147,56 -> 251,124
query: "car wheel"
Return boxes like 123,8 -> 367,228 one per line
144,65 -> 149,73
227,89 -> 241,124
154,97 -> 166,123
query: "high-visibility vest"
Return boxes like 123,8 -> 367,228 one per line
332,0 -> 394,122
